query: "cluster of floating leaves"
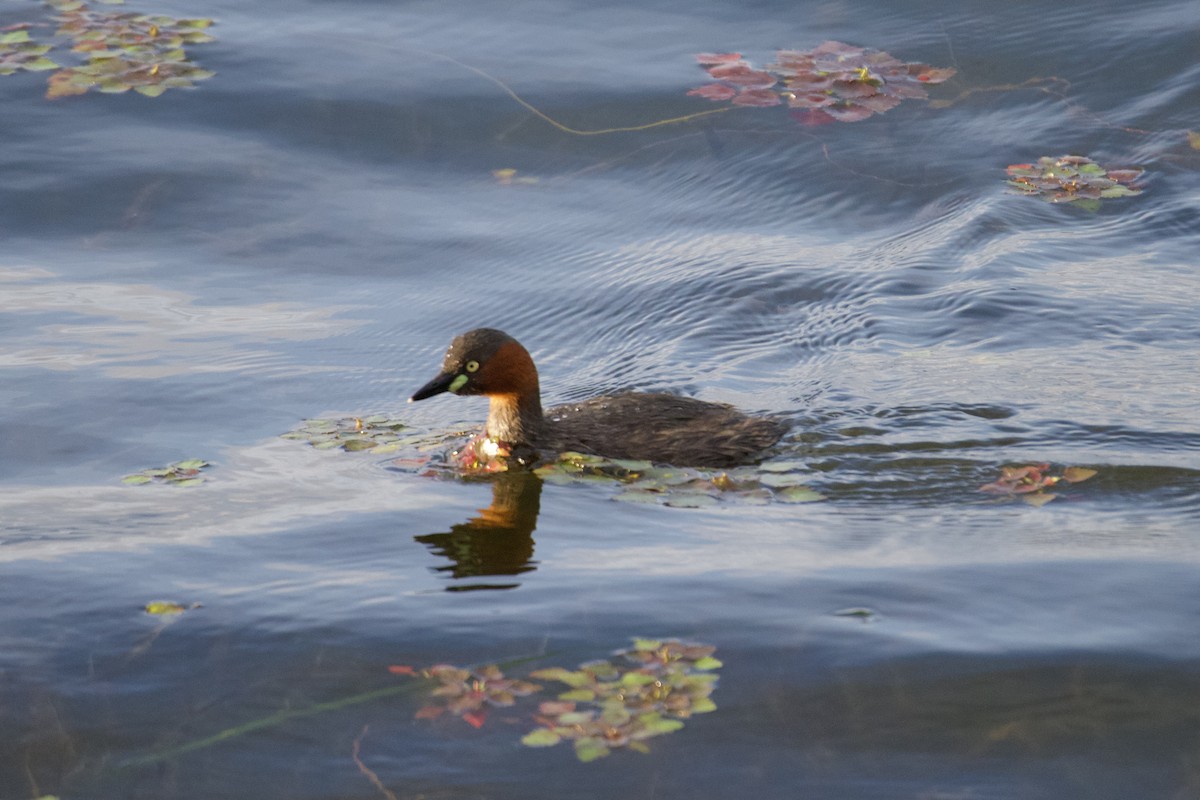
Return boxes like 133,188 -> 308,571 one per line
979,462 -> 1097,507
0,26 -> 59,75
409,664 -> 541,730
521,639 -> 721,761
397,639 -> 720,762
1006,156 -> 1143,208
533,451 -> 824,507
688,41 -> 955,124
122,458 -> 209,486
282,415 -> 424,454
0,0 -> 215,98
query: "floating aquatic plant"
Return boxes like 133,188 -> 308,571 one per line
522,639 -> 721,761
282,415 -> 419,454
411,664 -> 542,729
398,638 -> 721,761
144,600 -> 200,615
0,0 -> 215,98
534,451 -> 824,506
688,41 -> 955,124
0,26 -> 59,74
122,458 -> 210,486
1005,156 -> 1143,208
979,462 -> 1097,506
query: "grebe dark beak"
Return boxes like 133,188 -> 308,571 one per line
408,371 -> 457,403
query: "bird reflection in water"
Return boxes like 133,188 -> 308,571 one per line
413,471 -> 542,591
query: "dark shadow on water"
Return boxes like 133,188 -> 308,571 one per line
413,472 -> 542,591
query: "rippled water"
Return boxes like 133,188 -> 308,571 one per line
3,0 -> 1200,796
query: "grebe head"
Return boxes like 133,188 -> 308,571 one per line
409,328 -> 540,403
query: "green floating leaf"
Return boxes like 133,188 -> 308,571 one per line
631,712 -> 683,737
573,738 -> 610,762
613,489 -> 661,504
1062,466 -> 1097,483
620,672 -> 657,687
144,601 -> 187,615
775,486 -> 825,503
0,30 -> 32,45
521,728 -> 561,747
121,474 -> 153,485
693,656 -> 723,671
173,459 -> 208,469
25,57 -> 61,71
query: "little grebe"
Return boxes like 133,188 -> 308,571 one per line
409,328 -> 786,468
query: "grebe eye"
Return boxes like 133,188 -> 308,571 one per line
465,360 -> 480,373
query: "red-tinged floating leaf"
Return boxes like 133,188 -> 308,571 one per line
461,710 -> 488,729
790,108 -> 836,126
731,88 -> 781,107
824,103 -> 876,122
856,93 -> 902,113
475,664 -> 504,681
687,82 -> 736,101
1062,467 -> 1097,483
706,62 -> 776,88
879,81 -> 928,100
781,74 -> 832,93
830,78 -> 878,98
539,701 -> 576,716
1104,169 -> 1142,183
414,705 -> 444,720
695,52 -> 742,64
787,91 -> 835,108
387,665 -> 417,676
913,66 -> 956,83
813,40 -> 866,58
46,71 -> 91,97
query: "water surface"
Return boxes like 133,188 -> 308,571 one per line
2,0 -> 1199,797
